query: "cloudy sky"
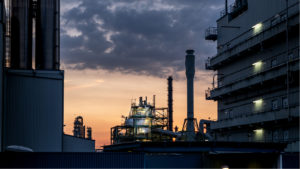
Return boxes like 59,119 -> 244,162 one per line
61,0 -> 225,148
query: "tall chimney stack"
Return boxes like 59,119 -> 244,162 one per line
185,49 -> 195,140
168,76 -> 173,131
10,0 -> 32,69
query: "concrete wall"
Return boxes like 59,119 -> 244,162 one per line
209,0 -> 300,153
218,38 -> 299,87
63,134 -> 95,152
217,0 -> 298,47
3,70 -> 64,152
218,87 -> 299,120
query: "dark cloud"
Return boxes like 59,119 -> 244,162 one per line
61,0 -> 223,78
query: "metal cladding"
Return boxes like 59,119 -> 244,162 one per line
10,0 -> 32,69
167,76 -> 173,131
36,0 -> 60,70
185,49 -> 195,139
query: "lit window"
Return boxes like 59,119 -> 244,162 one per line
271,99 -> 278,110
282,97 -> 289,108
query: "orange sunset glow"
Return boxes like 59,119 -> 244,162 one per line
63,68 -> 217,148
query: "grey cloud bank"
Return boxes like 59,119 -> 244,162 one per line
61,0 -> 222,78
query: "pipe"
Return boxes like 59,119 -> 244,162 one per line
167,76 -> 173,131
36,0 -> 59,70
10,0 -> 32,69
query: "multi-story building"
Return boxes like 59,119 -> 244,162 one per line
205,0 -> 299,152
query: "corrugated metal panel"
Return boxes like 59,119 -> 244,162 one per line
63,134 -> 95,152
3,69 -> 64,152
0,152 -> 145,168
0,0 -> 4,152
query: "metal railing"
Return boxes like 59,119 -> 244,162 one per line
205,27 -> 217,37
217,46 -> 299,88
214,2 -> 299,60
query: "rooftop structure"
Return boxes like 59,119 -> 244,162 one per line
204,0 -> 299,152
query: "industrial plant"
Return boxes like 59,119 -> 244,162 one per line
105,0 -> 299,168
0,0 -> 298,168
111,50 -> 208,144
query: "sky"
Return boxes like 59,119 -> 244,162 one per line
60,0 -> 225,149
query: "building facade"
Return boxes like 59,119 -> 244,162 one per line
205,0 -> 299,152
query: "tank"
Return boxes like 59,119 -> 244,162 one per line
35,0 -> 60,70
10,0 -> 32,69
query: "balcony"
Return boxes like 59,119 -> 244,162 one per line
208,2 -> 299,70
210,105 -> 299,130
205,27 -> 218,41
206,57 -> 299,100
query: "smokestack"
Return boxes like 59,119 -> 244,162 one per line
139,97 -> 143,106
36,0 -> 60,70
168,76 -> 173,131
153,95 -> 156,107
10,0 -> 32,69
225,0 -> 228,14
185,49 -> 195,140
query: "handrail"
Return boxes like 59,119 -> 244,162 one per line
216,46 -> 299,88
213,2 -> 299,60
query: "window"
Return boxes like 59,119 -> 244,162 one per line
289,53 -> 294,60
282,97 -> 289,108
284,130 -> 289,141
273,131 -> 278,142
271,59 -> 277,68
281,14 -> 287,21
218,78 -> 224,88
224,110 -> 229,118
271,16 -> 280,26
271,99 -> 278,110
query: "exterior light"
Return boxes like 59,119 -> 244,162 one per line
253,61 -> 263,73
253,99 -> 263,112
252,22 -> 263,34
252,23 -> 262,29
253,99 -> 263,104
222,166 -> 229,169
254,129 -> 264,142
252,61 -> 263,66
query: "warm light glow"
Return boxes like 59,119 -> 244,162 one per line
253,99 -> 263,112
64,69 -> 217,148
253,61 -> 263,73
253,99 -> 263,104
254,129 -> 264,141
252,22 -> 263,34
252,61 -> 262,66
